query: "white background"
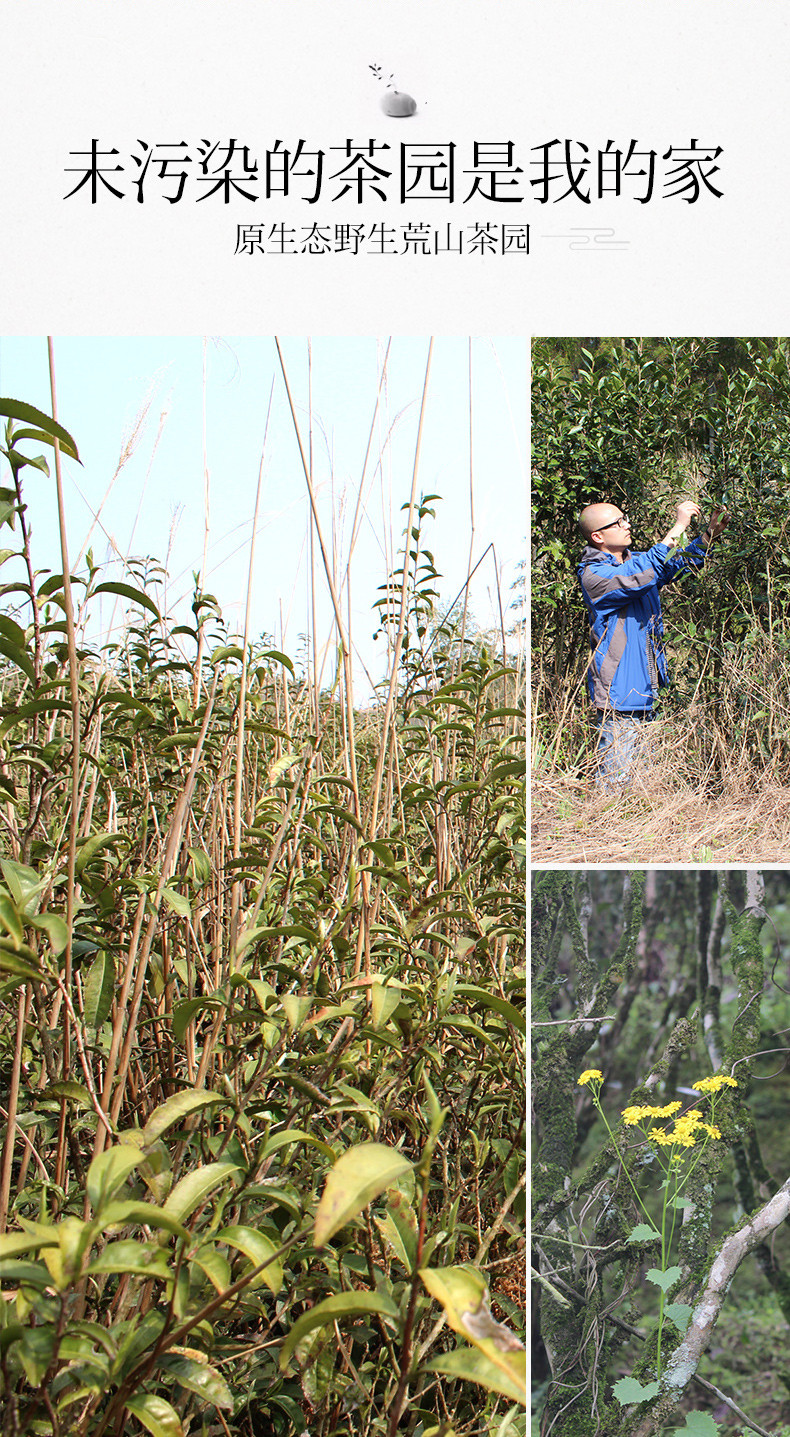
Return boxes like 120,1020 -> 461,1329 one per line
4,0 -> 782,335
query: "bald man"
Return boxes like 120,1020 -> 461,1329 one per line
577,499 -> 729,786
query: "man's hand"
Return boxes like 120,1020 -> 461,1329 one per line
706,508 -> 730,540
661,498 -> 701,547
675,499 -> 702,531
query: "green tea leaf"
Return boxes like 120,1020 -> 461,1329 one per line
420,1264 -> 524,1398
0,400 -> 80,460
157,1355 -> 233,1410
371,980 -> 402,1029
216,1224 -> 283,1293
454,983 -> 527,1035
162,1162 -> 240,1226
87,1145 -> 144,1212
125,1393 -> 184,1437
86,1239 -> 172,1281
143,1090 -> 225,1146
280,1290 -> 399,1372
172,996 -> 225,1044
375,1188 -> 419,1272
83,949 -> 116,1028
75,831 -> 125,878
160,886 -> 191,918
190,1242 -> 231,1293
98,1200 -> 189,1241
0,1229 -> 58,1259
92,581 -> 161,620
425,1346 -> 527,1407
30,912 -> 69,955
314,1142 -> 413,1247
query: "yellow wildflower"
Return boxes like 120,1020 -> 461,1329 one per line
621,1106 -> 652,1124
692,1075 -> 738,1094
674,1110 -> 703,1128
649,1128 -> 674,1146
652,1102 -> 682,1117
700,1123 -> 721,1139
578,1070 -> 603,1087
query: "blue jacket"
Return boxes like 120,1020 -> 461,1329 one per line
577,536 -> 707,712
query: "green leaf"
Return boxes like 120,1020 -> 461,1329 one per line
0,946 -> 43,981
455,983 -> 527,1035
420,1264 -> 487,1332
258,1128 -> 336,1163
162,1162 -> 240,1226
419,1263 -> 524,1398
75,831 -> 126,879
259,648 -> 295,674
1,857 -> 46,909
17,1324 -> 55,1386
375,1188 -> 419,1272
280,1290 -> 399,1372
0,893 -> 24,947
87,1145 -> 144,1212
670,1414 -> 719,1437
627,1224 -> 661,1243
125,1393 -> 184,1437
0,1229 -> 58,1259
0,1259 -> 51,1287
86,1239 -> 171,1282
612,1376 -> 661,1404
0,400 -> 80,461
314,1142 -> 413,1247
645,1265 -> 682,1293
425,1346 -> 527,1407
157,1355 -> 233,1410
30,912 -> 69,955
371,980 -> 402,1029
190,1242 -> 230,1293
142,1090 -> 226,1146
160,886 -> 191,918
668,1195 -> 696,1212
83,949 -> 116,1028
665,1302 -> 694,1335
98,1200 -> 189,1241
217,1224 -> 283,1293
91,581 -> 161,620
172,996 -> 225,1044
280,993 -> 313,1030
46,1080 -> 93,1108
0,637 -> 35,683
42,1215 -> 92,1289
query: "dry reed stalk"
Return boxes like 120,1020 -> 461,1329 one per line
89,669 -> 220,1158
47,338 -> 83,1191
274,340 -> 359,793
229,383 -> 274,948
360,340 -> 434,980
0,990 -> 28,1231
192,338 -> 212,709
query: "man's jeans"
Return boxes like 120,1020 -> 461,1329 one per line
593,710 -> 655,789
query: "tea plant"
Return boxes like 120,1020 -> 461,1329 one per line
0,390 -> 526,1436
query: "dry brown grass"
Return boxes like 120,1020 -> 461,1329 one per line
532,718 -> 790,864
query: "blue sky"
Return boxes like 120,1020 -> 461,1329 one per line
0,336 -> 525,700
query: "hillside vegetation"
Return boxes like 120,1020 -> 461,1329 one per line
532,336 -> 790,863
0,398 -> 526,1437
